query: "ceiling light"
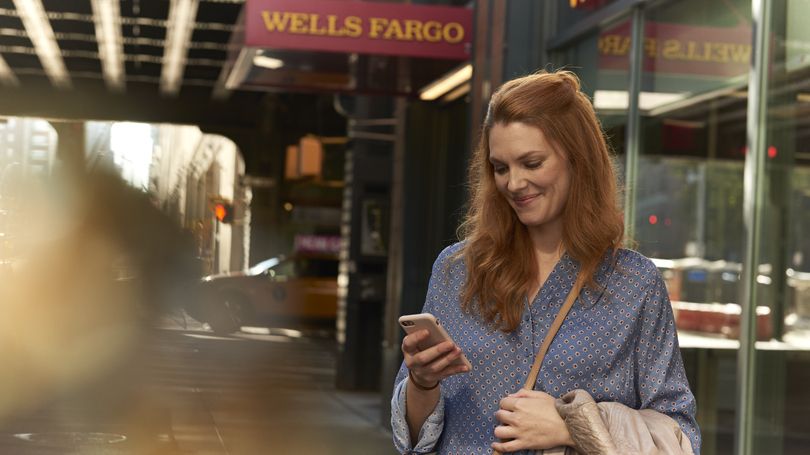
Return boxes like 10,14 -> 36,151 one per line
12,0 -> 70,88
420,64 -> 472,101
0,54 -> 19,86
161,0 -> 199,95
91,0 -> 125,91
220,48 -> 257,94
253,54 -> 284,70
442,82 -> 470,102
593,90 -> 686,111
662,119 -> 706,129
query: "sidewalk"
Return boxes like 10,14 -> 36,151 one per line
155,312 -> 398,454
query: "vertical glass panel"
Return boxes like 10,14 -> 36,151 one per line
638,1 -> 753,454
752,1 -> 810,454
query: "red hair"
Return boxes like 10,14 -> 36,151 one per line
457,70 -> 624,332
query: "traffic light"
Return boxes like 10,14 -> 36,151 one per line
214,202 -> 234,223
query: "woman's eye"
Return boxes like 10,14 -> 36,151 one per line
525,161 -> 543,169
494,167 -> 507,175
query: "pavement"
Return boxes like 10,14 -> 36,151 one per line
0,311 -> 396,454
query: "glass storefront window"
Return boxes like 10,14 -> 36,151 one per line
549,0 -> 810,451
633,4 -> 753,453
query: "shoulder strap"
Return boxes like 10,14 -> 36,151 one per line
521,273 -> 586,391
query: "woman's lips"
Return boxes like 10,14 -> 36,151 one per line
512,194 -> 538,207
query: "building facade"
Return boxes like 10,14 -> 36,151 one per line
153,124 -> 251,276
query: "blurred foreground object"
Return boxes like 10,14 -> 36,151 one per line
0,169 -> 198,437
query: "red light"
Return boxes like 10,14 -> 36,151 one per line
570,0 -> 607,8
214,203 -> 227,222
649,215 -> 658,225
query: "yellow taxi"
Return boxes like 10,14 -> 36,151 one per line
193,254 -> 339,334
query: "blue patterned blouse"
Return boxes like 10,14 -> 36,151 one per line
391,242 -> 700,454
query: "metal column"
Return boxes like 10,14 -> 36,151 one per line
623,6 -> 644,242
736,0 -> 772,453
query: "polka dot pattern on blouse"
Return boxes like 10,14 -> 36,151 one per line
391,242 -> 700,454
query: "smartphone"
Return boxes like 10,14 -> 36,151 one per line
398,313 -> 472,370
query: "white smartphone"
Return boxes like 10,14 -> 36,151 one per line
398,313 -> 472,370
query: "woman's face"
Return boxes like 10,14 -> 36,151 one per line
488,122 -> 571,232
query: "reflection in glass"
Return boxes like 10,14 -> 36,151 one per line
635,1 -> 754,453
553,29 -> 629,160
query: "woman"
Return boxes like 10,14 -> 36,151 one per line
390,71 -> 700,454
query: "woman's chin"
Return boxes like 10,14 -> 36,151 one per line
517,215 -> 543,227
517,214 -> 560,230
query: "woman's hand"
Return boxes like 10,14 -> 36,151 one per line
401,329 -> 470,390
491,389 -> 574,453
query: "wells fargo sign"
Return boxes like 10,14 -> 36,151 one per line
245,0 -> 473,60
599,21 -> 751,78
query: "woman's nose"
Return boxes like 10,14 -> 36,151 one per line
507,169 -> 527,192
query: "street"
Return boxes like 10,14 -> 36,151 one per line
0,313 -> 395,454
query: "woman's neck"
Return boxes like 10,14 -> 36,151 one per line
527,221 -> 565,292
527,220 -> 564,263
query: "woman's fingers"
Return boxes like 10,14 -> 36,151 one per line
493,391 -> 571,450
401,329 -> 430,355
493,423 -> 518,440
402,330 -> 466,375
448,363 -> 470,375
404,339 -> 456,368
498,396 -> 519,411
491,439 -> 524,453
401,331 -> 469,385
510,389 -> 551,400
493,409 -> 516,426
401,330 -> 455,361
422,345 -> 465,373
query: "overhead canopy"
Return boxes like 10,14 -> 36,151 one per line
0,0 -> 472,171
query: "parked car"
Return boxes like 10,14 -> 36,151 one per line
190,254 -> 339,334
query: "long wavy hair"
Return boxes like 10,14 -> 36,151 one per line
457,70 -> 624,332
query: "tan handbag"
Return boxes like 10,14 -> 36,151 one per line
493,273 -> 585,455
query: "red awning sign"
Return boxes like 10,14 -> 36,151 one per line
245,0 -> 473,60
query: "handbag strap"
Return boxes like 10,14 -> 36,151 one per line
493,273 -> 586,455
522,272 -> 586,390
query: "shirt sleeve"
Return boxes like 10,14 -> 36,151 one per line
634,267 -> 702,454
390,244 -> 460,453
390,376 -> 445,454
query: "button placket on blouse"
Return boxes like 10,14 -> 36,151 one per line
520,299 -> 534,360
